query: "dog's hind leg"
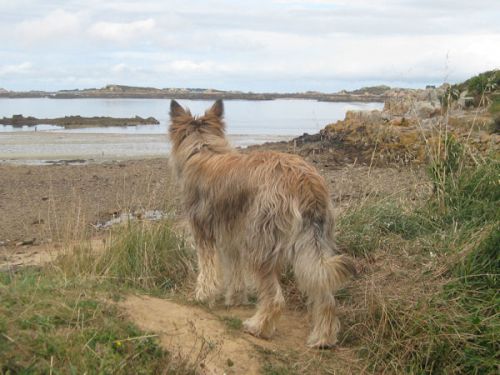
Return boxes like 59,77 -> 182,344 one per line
243,268 -> 284,339
293,228 -> 355,348
220,249 -> 248,306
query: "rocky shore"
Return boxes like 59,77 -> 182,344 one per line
248,84 -> 499,166
0,114 -> 159,127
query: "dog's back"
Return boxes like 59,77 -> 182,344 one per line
182,149 -> 332,248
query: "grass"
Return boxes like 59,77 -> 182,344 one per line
220,316 -> 243,331
56,219 -> 196,296
337,201 -> 436,257
336,136 -> 499,374
0,219 -> 199,374
0,268 -> 195,374
2,155 -> 497,374
490,94 -> 500,115
257,347 -> 299,375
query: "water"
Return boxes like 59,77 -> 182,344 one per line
0,98 -> 382,135
0,98 -> 383,162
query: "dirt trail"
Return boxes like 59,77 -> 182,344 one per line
121,295 -> 350,374
121,296 -> 261,374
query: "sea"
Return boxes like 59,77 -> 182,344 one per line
0,98 -> 383,162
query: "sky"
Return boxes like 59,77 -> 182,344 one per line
0,0 -> 499,92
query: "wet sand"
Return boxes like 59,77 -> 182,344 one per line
0,132 -> 292,162
0,159 -> 173,244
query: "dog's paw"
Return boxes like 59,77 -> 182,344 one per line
243,319 -> 263,337
243,318 -> 274,339
306,336 -> 338,350
194,286 -> 217,307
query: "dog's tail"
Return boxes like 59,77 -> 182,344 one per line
292,224 -> 356,348
293,234 -> 355,297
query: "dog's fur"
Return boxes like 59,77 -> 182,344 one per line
169,99 -> 355,348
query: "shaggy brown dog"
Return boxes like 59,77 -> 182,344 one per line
169,99 -> 355,348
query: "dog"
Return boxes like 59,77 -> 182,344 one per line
168,99 -> 355,348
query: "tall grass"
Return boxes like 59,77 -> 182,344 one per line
337,134 -> 499,373
96,220 -> 196,293
56,219 -> 196,295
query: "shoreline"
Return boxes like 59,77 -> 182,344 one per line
0,132 -> 294,164
0,95 -> 386,102
0,91 -> 387,103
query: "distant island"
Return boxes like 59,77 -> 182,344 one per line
0,84 -> 391,102
0,115 -> 159,127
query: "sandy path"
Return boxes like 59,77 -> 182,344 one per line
120,295 -> 337,375
121,296 -> 262,374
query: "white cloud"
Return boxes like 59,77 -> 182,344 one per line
88,18 -> 156,43
0,0 -> 499,91
15,9 -> 82,44
0,62 -> 33,77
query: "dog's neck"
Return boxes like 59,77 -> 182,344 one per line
171,133 -> 233,178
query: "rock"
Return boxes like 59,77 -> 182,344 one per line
16,238 -> 35,246
413,101 -> 440,118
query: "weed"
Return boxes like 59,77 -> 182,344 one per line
0,268 -> 196,374
221,316 -> 243,331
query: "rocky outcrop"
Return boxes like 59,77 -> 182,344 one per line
317,86 -> 499,165
264,87 -> 499,167
383,87 -> 443,118
0,115 -> 160,127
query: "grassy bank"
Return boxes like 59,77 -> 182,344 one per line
0,221 -> 197,374
337,138 -> 499,374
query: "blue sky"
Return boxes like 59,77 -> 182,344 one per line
0,0 -> 499,92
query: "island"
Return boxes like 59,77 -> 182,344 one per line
0,115 -> 160,128
0,84 -> 389,102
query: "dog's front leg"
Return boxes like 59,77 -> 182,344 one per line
194,243 -> 219,305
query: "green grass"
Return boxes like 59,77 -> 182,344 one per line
337,201 -> 436,257
220,316 -> 243,331
256,347 -> 299,375
57,220 -> 196,296
0,220 -> 199,374
0,269 -> 195,374
337,139 -> 499,374
489,94 -> 500,133
490,94 -> 500,115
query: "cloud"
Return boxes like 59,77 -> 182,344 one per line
1,0 -> 499,91
15,9 -> 82,44
88,18 -> 156,43
0,62 -> 33,77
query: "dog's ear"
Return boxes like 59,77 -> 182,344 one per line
206,99 -> 224,118
170,100 -> 186,118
